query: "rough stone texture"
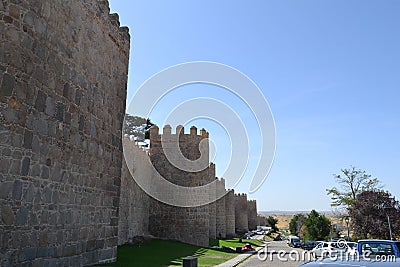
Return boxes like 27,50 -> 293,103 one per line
216,178 -> 226,238
225,189 -> 236,238
208,164 -> 216,239
215,178 -> 226,239
148,126 -> 211,247
0,1 -> 129,266
119,129 -> 263,247
247,200 -> 258,230
257,215 -> 267,226
118,141 -> 150,245
235,193 -> 249,232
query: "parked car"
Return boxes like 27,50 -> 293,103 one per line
298,257 -> 400,266
288,236 -> 302,247
302,240 -> 318,251
310,241 -> 347,257
299,240 -> 400,267
241,243 -> 255,252
357,239 -> 400,257
243,233 -> 253,239
345,242 -> 357,256
293,239 -> 303,248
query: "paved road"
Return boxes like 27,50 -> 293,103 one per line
238,241 -> 310,267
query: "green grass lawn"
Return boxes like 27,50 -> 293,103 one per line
209,237 -> 264,249
99,239 -> 239,267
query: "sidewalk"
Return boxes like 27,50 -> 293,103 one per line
215,245 -> 266,267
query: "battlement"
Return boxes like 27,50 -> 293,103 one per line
81,0 -> 130,56
217,177 -> 226,183
235,193 -> 248,198
150,125 -> 209,139
216,178 -> 226,194
209,163 -> 216,171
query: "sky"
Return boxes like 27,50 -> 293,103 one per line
109,0 -> 400,211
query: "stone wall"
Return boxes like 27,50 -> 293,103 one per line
235,194 -> 249,232
247,200 -> 258,230
118,140 -> 150,245
225,189 -> 236,237
215,178 -> 226,238
147,125 -> 211,247
208,164 -> 216,239
257,215 -> 267,227
119,126 -> 261,246
0,1 -> 129,266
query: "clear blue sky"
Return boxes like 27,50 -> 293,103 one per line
110,0 -> 400,211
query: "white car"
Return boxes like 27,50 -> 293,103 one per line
311,241 -> 347,257
345,242 -> 357,256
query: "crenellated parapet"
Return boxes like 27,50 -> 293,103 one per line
150,125 -> 209,143
80,1 -> 130,55
235,193 -> 248,198
150,125 -> 210,174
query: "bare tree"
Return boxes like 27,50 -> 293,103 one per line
326,166 -> 382,209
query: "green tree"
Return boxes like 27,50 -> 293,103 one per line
326,166 -> 381,209
289,214 -> 306,236
348,190 -> 400,239
123,114 -> 155,140
266,216 -> 279,233
303,210 -> 331,241
144,118 -> 154,139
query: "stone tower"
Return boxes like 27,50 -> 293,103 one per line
235,193 -> 249,232
247,200 -> 258,230
215,178 -> 226,238
148,125 -> 213,247
0,1 -> 129,265
225,189 -> 236,237
209,163 -> 217,239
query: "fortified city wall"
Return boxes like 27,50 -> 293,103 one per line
215,178 -> 226,238
0,0 -> 129,266
118,126 -> 261,247
225,189 -> 236,237
247,200 -> 258,230
118,139 -> 150,245
147,125 -> 212,247
235,193 -> 249,232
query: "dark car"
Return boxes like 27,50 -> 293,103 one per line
302,241 -> 318,250
298,240 -> 400,267
293,239 -> 303,248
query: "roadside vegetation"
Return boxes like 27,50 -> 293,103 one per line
100,239 -> 239,267
209,237 -> 264,248
328,166 -> 399,240
288,166 -> 399,241
289,210 -> 331,241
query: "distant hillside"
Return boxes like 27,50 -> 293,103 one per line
260,210 -> 337,217
260,211 -> 344,231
